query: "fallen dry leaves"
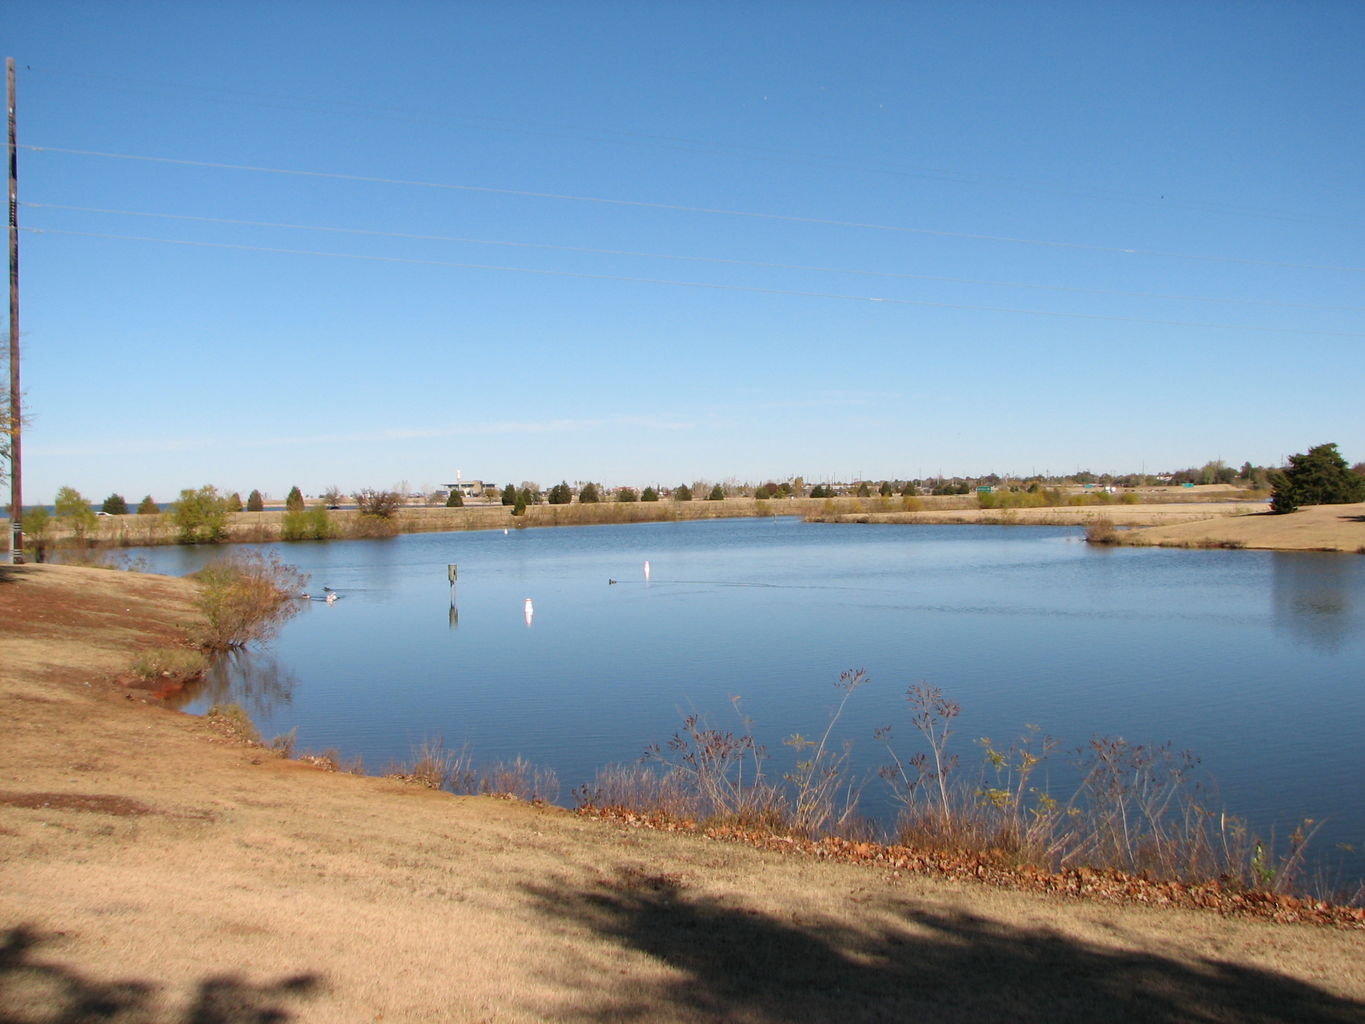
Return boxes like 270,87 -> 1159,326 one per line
577,806 -> 1365,929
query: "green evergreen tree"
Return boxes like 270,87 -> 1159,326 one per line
445,488 -> 464,507
500,483 -> 517,506
101,493 -> 129,515
708,484 -> 725,501
246,489 -> 265,512
512,490 -> 527,516
641,486 -> 659,502
547,481 -> 573,505
285,486 -> 305,512
579,482 -> 601,503
137,494 -> 160,515
1270,443 -> 1364,513
226,492 -> 243,512
673,483 -> 693,502
616,487 -> 639,503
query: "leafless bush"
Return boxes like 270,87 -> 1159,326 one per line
876,687 -> 1333,895
299,748 -> 366,774
388,737 -> 477,792
784,669 -> 867,836
1084,517 -> 1121,544
481,756 -> 560,803
573,764 -> 700,818
268,727 -> 298,758
354,489 -> 403,518
206,703 -> 260,745
645,697 -> 786,827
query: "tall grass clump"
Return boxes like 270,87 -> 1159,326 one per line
190,552 -> 308,650
387,738 -> 559,802
131,646 -> 210,683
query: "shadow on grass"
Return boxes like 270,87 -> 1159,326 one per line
0,925 -> 322,1023
526,868 -> 1364,1023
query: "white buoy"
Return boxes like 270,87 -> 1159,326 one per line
643,559 -> 651,581
504,528 -> 509,535
524,597 -> 534,626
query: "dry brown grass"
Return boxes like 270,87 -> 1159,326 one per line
1,564 -> 1363,1022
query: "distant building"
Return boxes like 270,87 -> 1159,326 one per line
443,480 -> 488,498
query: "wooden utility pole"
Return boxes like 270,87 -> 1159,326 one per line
7,57 -> 21,562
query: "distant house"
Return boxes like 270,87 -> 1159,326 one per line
443,480 -> 488,499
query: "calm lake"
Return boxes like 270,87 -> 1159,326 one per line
129,517 -> 1365,882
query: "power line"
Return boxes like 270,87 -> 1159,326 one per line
22,145 -> 1365,274
25,227 -> 1365,338
23,202 -> 1363,313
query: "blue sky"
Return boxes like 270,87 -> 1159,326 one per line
7,0 -> 1362,502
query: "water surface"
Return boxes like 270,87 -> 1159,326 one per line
130,518 -> 1364,880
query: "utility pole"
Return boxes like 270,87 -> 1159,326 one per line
7,58 -> 21,562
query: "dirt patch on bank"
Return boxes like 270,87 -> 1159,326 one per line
1,564 -> 1362,1022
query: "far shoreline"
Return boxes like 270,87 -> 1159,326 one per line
6,492 -> 1362,557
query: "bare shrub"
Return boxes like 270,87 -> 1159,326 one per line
206,703 -> 260,745
574,764 -> 700,818
388,737 -> 477,792
299,748 -> 366,774
875,686 -> 1332,895
1084,516 -> 1120,544
268,727 -> 298,758
645,698 -> 785,827
190,552 -> 308,651
354,489 -> 403,518
481,756 -> 560,803
784,669 -> 867,836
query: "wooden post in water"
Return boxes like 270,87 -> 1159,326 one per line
447,563 -> 458,606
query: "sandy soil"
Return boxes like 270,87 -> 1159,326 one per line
2,563 -> 1363,1023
